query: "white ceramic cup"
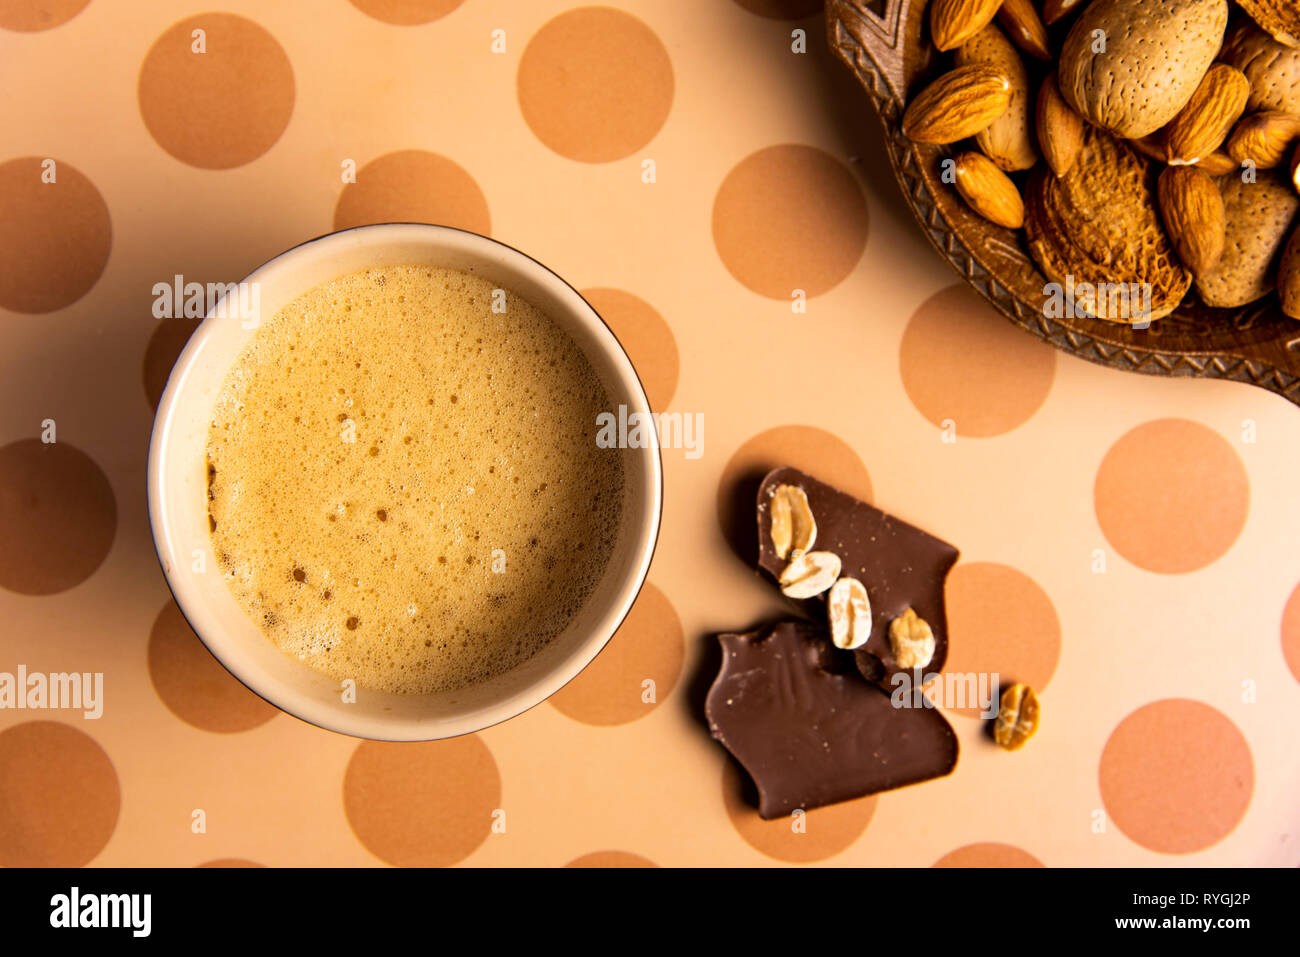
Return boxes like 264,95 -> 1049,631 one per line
147,224 -> 663,740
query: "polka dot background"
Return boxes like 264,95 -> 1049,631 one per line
0,0 -> 1297,868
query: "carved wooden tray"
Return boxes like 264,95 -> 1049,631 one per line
827,0 -> 1300,406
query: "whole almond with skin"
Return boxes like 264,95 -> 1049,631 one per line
1164,64 -> 1251,165
1196,151 -> 1237,176
1128,132 -> 1168,165
1043,0 -> 1086,25
1279,226 -> 1300,318
1236,0 -> 1300,49
1036,74 -> 1084,177
1157,166 -> 1227,277
955,24 -> 1038,171
953,151 -> 1025,228
1226,111 -> 1300,169
929,0 -> 1004,53
996,0 -> 1051,60
827,577 -> 872,651
901,65 -> 1013,145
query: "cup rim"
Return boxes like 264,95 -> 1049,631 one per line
146,223 -> 664,740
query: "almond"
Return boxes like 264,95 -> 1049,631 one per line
953,151 -> 1025,228
901,65 -> 1013,145
1279,225 -> 1300,318
1291,143 -> 1300,191
1236,0 -> 1300,49
1157,166 -> 1227,277
1025,129 -> 1192,322
1036,73 -> 1084,177
1196,151 -> 1237,176
929,0 -> 1004,52
1043,0 -> 1086,25
1129,132 -> 1169,165
828,577 -> 872,651
768,483 -> 816,561
1058,0 -> 1229,140
1226,111 -> 1300,169
888,609 -> 936,670
1196,171 -> 1300,307
994,683 -> 1040,751
778,551 -> 841,600
1164,64 -> 1251,165
1221,19 -> 1300,117
996,0 -> 1051,60
955,24 -> 1039,171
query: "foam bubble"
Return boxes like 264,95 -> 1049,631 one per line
207,265 -> 625,694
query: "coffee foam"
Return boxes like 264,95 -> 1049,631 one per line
206,264 -> 624,695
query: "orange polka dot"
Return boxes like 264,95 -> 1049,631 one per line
0,157 -> 111,314
0,439 -> 115,595
1282,583 -> 1300,685
1094,419 -> 1249,574
933,842 -> 1044,867
732,0 -> 824,18
197,858 -> 264,867
344,736 -> 500,866
348,0 -> 463,25
580,288 -> 679,409
549,583 -> 683,726
0,721 -> 119,867
1099,699 -> 1253,854
565,850 -> 657,867
713,145 -> 868,299
940,562 -> 1061,719
900,284 -> 1056,437
717,425 -> 872,564
334,150 -> 490,234
143,316 -> 201,411
518,7 -> 673,163
138,14 -> 295,169
722,758 -> 875,863
0,0 -> 90,32
148,600 -> 278,733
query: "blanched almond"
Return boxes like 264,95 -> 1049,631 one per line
768,484 -> 816,561
778,551 -> 841,600
889,608 -> 936,670
828,577 -> 872,650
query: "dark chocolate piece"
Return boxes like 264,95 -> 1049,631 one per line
706,621 -> 959,819
757,467 -> 959,686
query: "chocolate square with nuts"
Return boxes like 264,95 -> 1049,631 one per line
756,466 -> 959,686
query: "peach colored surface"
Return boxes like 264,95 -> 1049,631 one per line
2,0 -> 1299,867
